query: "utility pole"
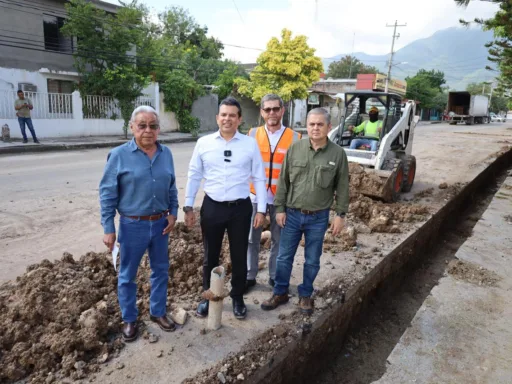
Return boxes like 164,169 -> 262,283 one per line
348,32 -> 356,79
385,20 -> 407,93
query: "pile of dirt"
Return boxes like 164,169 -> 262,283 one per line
0,218 -> 231,383
348,163 -> 429,233
447,259 -> 501,287
349,195 -> 428,233
0,252 -> 122,383
323,226 -> 357,253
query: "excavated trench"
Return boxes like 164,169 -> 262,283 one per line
314,166 -> 511,384
241,148 -> 512,384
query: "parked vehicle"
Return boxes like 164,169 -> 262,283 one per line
490,112 -> 505,123
446,92 -> 490,125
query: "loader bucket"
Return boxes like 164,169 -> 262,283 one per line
349,164 -> 400,203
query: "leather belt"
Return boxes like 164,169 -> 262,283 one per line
125,210 -> 170,221
206,195 -> 249,207
291,208 -> 325,215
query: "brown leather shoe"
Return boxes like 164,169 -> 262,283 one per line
122,322 -> 138,342
150,315 -> 176,332
260,293 -> 289,311
299,296 -> 314,315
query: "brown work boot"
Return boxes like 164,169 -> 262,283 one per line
261,293 -> 289,311
299,296 -> 314,315
122,322 -> 138,342
150,315 -> 176,332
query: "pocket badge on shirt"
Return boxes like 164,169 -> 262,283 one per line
276,148 -> 287,154
329,161 -> 335,166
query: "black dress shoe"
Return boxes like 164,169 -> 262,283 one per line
122,322 -> 138,342
232,297 -> 247,320
244,279 -> 256,293
268,278 -> 275,287
196,299 -> 209,318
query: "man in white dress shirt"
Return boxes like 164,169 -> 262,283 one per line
184,97 -> 267,320
245,94 -> 302,292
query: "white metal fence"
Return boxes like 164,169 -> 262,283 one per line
82,95 -> 155,119
0,90 -> 73,119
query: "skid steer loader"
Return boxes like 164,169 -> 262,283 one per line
328,91 -> 419,202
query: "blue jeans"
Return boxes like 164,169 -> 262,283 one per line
350,138 -> 378,151
118,215 -> 169,322
274,208 -> 329,298
18,117 -> 37,141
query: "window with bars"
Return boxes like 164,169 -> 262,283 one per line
47,79 -> 75,114
43,15 -> 73,53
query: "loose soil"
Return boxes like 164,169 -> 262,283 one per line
447,259 -> 501,287
0,214 -> 232,384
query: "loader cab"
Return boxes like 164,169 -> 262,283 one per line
332,91 -> 402,150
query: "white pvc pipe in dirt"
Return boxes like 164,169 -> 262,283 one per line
208,266 -> 225,330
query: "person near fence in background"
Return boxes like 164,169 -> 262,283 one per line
261,108 -> 349,315
99,105 -> 179,342
14,90 -> 39,144
183,97 -> 267,320
245,94 -> 302,293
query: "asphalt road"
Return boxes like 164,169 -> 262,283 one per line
0,141 -> 200,282
0,122 -> 510,283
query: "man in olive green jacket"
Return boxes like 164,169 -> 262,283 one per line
261,107 -> 349,315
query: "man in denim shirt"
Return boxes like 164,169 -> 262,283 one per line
99,106 -> 179,342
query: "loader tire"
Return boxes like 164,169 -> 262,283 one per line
401,155 -> 416,193
381,158 -> 404,202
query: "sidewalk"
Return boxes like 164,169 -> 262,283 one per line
0,132 -> 198,155
374,175 -> 512,384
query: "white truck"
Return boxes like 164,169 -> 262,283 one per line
446,91 -> 490,125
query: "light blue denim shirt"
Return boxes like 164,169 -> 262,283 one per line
99,139 -> 179,234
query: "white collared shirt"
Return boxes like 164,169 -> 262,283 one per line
185,130 -> 267,212
250,124 -> 286,206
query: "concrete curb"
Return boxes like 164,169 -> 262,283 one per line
0,137 -> 198,155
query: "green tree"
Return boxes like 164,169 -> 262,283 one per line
326,55 -> 380,79
62,0 -> 150,138
213,61 -> 249,101
416,69 -> 446,91
456,0 -> 512,94
236,29 -> 323,103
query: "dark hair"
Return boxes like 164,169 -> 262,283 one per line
17,90 -> 24,94
219,97 -> 242,117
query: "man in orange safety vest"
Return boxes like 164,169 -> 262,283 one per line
245,94 -> 302,292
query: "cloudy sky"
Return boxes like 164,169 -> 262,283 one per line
103,0 -> 498,63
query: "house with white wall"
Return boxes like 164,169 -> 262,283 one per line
0,0 -> 168,138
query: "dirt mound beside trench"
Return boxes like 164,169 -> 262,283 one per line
0,218 -> 230,384
348,163 -> 429,233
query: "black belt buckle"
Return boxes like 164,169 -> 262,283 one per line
226,200 -> 239,207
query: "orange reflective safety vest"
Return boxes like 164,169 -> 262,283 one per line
249,126 -> 302,196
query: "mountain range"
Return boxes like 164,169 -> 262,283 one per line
324,27 -> 496,91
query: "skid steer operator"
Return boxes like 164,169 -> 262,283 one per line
348,106 -> 382,151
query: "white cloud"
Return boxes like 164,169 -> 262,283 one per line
207,0 -> 498,63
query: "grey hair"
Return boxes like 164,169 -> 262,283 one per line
130,105 -> 159,124
307,107 -> 331,125
260,94 -> 284,108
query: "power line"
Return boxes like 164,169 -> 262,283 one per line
231,0 -> 245,24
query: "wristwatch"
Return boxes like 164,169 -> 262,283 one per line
183,206 -> 193,213
336,212 -> 346,219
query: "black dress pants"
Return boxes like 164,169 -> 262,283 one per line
200,194 -> 252,299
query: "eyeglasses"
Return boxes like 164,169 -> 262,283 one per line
136,124 -> 159,130
261,107 -> 281,114
224,150 -> 232,162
